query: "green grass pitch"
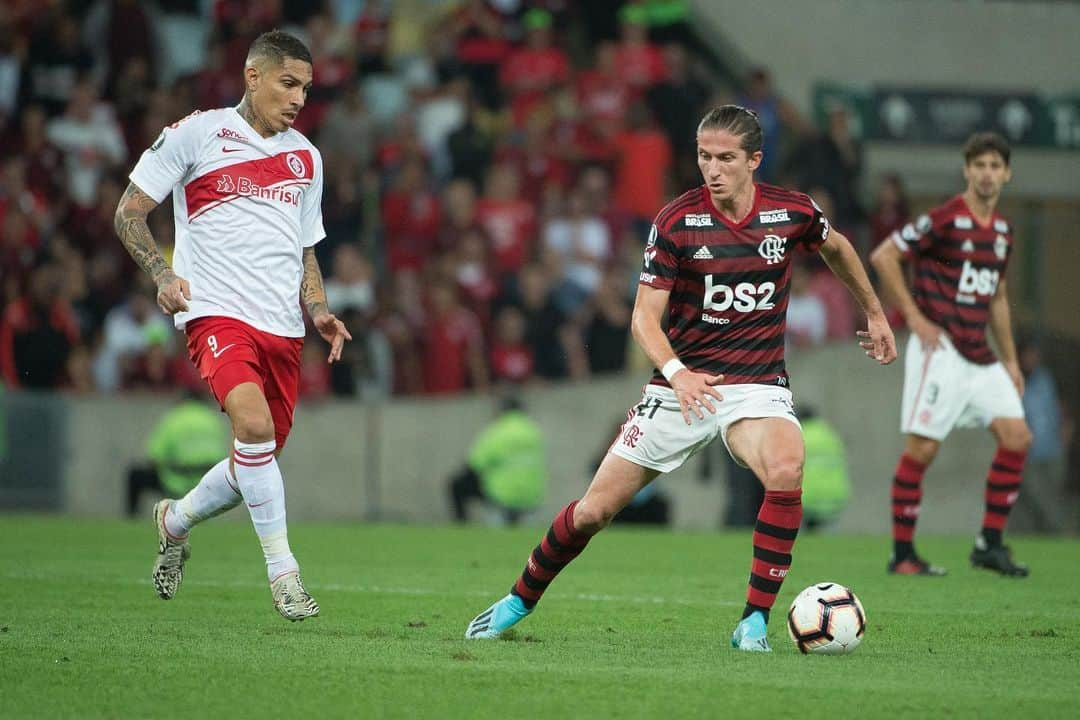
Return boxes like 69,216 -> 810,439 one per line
1,517 -> 1078,718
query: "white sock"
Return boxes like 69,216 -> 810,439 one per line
232,438 -> 298,582
165,458 -> 242,537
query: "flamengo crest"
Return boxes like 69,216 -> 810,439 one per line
758,234 -> 787,265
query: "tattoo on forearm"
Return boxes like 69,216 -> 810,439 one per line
115,183 -> 172,285
300,247 -> 328,318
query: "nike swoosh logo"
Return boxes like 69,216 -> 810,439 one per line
247,500 -> 271,508
222,146 -> 244,153
211,343 -> 236,359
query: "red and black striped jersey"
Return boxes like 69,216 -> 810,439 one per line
640,183 -> 830,388
889,195 -> 1012,365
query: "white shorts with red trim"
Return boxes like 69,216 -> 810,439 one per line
900,333 -> 1024,441
609,384 -> 802,473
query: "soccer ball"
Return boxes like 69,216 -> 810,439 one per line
786,582 -> 866,655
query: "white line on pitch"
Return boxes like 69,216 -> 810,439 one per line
1,569 -> 742,607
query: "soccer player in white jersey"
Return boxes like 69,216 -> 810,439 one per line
115,30 -> 351,621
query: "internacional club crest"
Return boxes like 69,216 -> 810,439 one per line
758,234 -> 787,265
286,152 -> 306,178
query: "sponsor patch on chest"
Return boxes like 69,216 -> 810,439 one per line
758,209 -> 790,224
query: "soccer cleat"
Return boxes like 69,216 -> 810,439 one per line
970,540 -> 1029,577
465,593 -> 532,639
152,500 -> 191,600
271,572 -> 321,621
731,610 -> 771,652
887,554 -> 947,576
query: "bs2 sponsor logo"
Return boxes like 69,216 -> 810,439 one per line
956,259 -> 1000,303
703,275 -> 776,313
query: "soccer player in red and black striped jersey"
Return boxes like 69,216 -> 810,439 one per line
464,105 -> 896,651
871,132 -> 1032,578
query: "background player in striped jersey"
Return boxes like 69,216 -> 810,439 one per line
871,132 -> 1032,577
115,30 -> 351,620
465,105 -> 896,651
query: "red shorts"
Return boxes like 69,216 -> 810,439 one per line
186,317 -> 303,449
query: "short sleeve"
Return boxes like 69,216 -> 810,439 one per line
798,195 -> 831,253
639,221 -> 679,290
129,113 -> 202,203
300,147 -> 326,248
889,213 -> 937,257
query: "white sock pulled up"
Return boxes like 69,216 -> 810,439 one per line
232,438 -> 299,582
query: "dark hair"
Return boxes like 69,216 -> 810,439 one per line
246,29 -> 312,68
697,105 -> 763,155
963,131 -> 1010,166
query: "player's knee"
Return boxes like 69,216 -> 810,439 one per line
573,502 -> 615,535
905,438 -> 939,465
232,411 -> 275,444
763,461 -> 803,491
1000,422 -> 1033,452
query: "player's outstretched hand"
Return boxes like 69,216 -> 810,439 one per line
670,369 -> 724,425
313,311 -> 352,364
857,314 -> 897,365
156,272 -> 191,315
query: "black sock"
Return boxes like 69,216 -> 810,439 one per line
742,604 -> 769,622
893,540 -> 915,560
981,527 -> 1003,548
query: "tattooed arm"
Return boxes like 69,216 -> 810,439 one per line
301,246 -> 351,363
300,246 -> 329,319
114,182 -> 190,314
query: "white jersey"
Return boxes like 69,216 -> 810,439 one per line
129,107 -> 325,337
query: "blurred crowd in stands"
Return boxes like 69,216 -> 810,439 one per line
1,0 -> 897,399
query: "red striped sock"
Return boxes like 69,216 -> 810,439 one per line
891,454 -> 927,557
745,490 -> 802,617
511,501 -> 593,608
982,448 -> 1026,536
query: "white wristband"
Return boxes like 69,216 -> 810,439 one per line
661,358 -> 687,382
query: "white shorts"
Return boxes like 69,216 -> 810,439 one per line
901,333 -> 1024,441
609,384 -> 802,473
